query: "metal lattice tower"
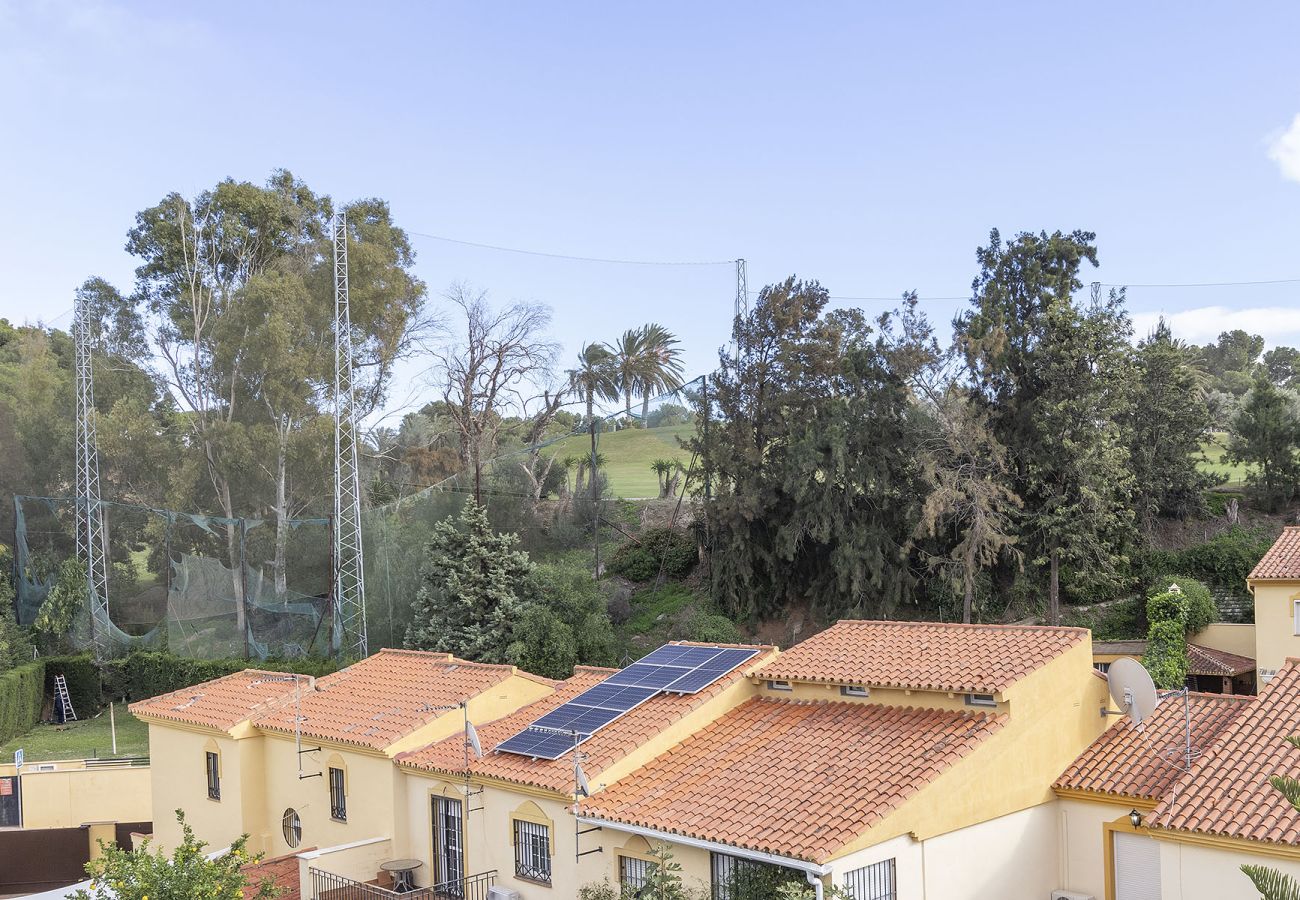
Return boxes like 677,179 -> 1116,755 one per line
332,211 -> 368,659
734,258 -> 748,323
73,291 -> 111,659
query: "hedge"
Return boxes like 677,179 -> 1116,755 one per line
0,660 -> 45,745
43,655 -> 102,716
99,652 -> 341,703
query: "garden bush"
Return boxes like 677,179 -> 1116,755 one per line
43,654 -> 102,715
606,528 -> 697,582
1159,575 -> 1217,633
0,660 -> 45,745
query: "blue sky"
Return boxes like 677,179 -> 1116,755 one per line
3,1 -> 1300,422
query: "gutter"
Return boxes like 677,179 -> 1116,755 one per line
575,815 -> 833,899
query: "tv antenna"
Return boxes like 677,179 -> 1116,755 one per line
256,674 -> 320,779
1105,656 -> 1198,772
573,731 -> 602,862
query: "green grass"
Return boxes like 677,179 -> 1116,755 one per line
1199,431 -> 1249,488
0,704 -> 149,763
546,424 -> 696,498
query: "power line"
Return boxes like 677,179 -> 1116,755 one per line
406,230 -> 735,267
1096,278 -> 1300,289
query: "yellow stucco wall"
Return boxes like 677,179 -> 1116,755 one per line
11,765 -> 152,829
1056,796 -> 1135,899
1190,622 -> 1256,660
1248,580 -> 1300,676
256,734 -> 400,861
751,678 -> 1008,714
834,638 -> 1111,857
144,722 -> 249,852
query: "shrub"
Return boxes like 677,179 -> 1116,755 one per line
1144,618 -> 1189,689
607,528 -> 697,583
44,655 -> 102,715
1169,527 -> 1276,586
683,612 -> 742,645
0,660 -> 45,745
1160,575 -> 1217,633
1146,590 -> 1187,628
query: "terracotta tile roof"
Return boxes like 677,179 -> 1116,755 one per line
1149,659 -> 1300,843
1093,642 -> 1254,677
255,649 -> 535,751
242,848 -> 311,900
128,669 -> 303,731
1054,692 -> 1251,801
577,697 -> 1004,863
400,643 -> 776,793
756,620 -> 1088,694
1248,526 -> 1300,580
1187,643 -> 1255,677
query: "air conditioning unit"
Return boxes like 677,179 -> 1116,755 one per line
1052,891 -> 1096,900
488,888 -> 521,900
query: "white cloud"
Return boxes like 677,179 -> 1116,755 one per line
1268,114 -> 1300,183
1132,306 -> 1300,349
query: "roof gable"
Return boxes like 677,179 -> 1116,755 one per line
254,649 -> 526,751
1054,692 -> 1251,802
1149,659 -> 1300,843
577,697 -> 1004,863
756,620 -> 1087,694
1249,526 -> 1300,580
129,669 -> 303,732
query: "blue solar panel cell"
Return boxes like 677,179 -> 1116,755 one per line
494,727 -> 583,760
532,704 -> 624,735
663,648 -> 760,693
495,644 -> 763,758
604,665 -> 691,689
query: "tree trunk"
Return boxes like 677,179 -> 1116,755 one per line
962,540 -> 976,625
1048,547 -> 1060,626
272,428 -> 289,601
625,388 -> 633,425
641,392 -> 651,428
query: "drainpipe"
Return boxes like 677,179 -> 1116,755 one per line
805,866 -> 825,900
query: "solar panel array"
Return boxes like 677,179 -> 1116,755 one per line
495,645 -> 760,760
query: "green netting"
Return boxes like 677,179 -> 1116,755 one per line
13,495 -> 328,660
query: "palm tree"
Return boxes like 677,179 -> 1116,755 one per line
567,342 -> 619,576
636,324 -> 686,427
613,328 -> 646,424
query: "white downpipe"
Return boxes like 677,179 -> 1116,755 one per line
575,815 -> 832,895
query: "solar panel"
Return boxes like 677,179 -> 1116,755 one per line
494,727 -> 584,760
495,644 -> 762,758
663,648 -> 761,693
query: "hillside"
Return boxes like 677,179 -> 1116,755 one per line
545,424 -> 695,498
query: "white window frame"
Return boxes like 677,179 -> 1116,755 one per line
840,685 -> 870,697
964,693 -> 997,708
1293,599 -> 1300,635
844,857 -> 897,900
766,680 -> 793,692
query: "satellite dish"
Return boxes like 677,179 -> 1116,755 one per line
1107,657 -> 1158,727
574,760 -> 591,798
465,720 -> 483,760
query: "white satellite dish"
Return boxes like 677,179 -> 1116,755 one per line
1107,657 -> 1158,727
465,719 -> 483,760
575,760 -> 591,798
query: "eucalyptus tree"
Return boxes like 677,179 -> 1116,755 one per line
126,170 -> 425,609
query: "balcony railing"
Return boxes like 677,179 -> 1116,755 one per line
310,867 -> 497,900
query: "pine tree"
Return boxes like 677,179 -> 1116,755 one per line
404,502 -> 538,662
1225,376 -> 1300,511
955,229 -> 1136,624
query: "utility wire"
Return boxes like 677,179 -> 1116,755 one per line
407,231 -> 735,267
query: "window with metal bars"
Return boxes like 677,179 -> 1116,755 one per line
710,852 -> 804,899
843,857 -> 896,900
205,751 -> 220,800
513,819 -> 551,884
328,767 -> 346,821
619,855 -> 655,895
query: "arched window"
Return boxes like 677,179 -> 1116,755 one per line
282,808 -> 302,848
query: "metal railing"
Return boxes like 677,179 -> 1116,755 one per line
310,867 -> 496,900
